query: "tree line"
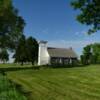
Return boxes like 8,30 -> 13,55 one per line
0,35 -> 38,65
0,0 -> 38,65
81,43 -> 100,65
0,49 -> 9,63
14,35 -> 38,65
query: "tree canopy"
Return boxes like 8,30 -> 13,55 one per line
81,43 -> 100,65
14,35 -> 38,65
71,0 -> 100,34
0,0 -> 25,49
81,45 -> 92,65
0,49 -> 9,63
14,35 -> 27,65
26,37 -> 38,65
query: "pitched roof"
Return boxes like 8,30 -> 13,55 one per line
47,47 -> 77,58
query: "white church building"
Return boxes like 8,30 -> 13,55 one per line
38,41 -> 78,66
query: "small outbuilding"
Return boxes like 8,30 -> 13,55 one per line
38,41 -> 78,66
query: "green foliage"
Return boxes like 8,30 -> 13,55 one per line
0,49 -> 9,63
71,0 -> 100,34
0,0 -> 25,49
81,45 -> 92,65
26,37 -> 38,65
92,43 -> 100,63
81,43 -> 100,65
90,54 -> 97,64
0,74 -> 27,100
80,55 -> 85,65
14,35 -> 27,65
14,35 -> 38,65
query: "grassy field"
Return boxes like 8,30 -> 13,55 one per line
6,64 -> 100,100
0,73 -> 27,100
0,63 -> 32,68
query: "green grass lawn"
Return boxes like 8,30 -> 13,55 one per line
0,63 -> 32,68
0,74 -> 27,100
7,65 -> 100,100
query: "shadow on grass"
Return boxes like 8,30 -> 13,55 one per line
9,80 -> 32,100
0,67 -> 34,72
39,64 -> 86,69
0,73 -> 27,100
0,63 -> 95,73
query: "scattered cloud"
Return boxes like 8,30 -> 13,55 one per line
48,39 -> 100,49
48,39 -> 100,56
31,28 -> 49,35
74,30 -> 87,36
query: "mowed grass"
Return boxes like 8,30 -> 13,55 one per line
7,65 -> 100,100
0,74 -> 27,100
0,63 -> 32,68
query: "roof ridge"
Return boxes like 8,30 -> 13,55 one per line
48,47 -> 72,50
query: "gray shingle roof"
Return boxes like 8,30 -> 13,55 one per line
47,47 -> 77,58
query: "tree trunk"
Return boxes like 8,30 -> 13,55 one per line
21,62 -> 23,66
32,61 -> 34,65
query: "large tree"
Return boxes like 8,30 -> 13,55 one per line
14,35 -> 27,65
71,0 -> 100,34
14,36 -> 38,65
81,43 -> 100,65
0,0 -> 25,49
81,45 -> 92,65
0,49 -> 9,63
26,37 -> 38,65
92,43 -> 100,63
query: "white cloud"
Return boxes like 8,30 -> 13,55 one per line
48,39 -> 100,49
48,39 -> 100,56
74,30 -> 88,36
75,32 -> 80,36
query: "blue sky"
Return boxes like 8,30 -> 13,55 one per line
13,0 -> 100,56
